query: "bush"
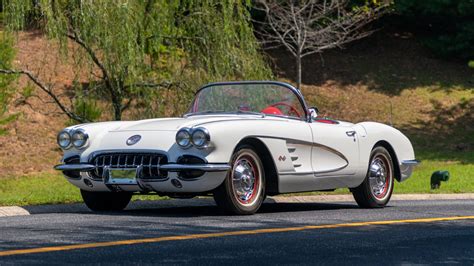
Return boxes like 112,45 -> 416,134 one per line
0,32 -> 16,102
0,32 -> 17,134
395,0 -> 474,60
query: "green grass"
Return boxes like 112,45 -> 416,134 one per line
395,158 -> 474,194
0,173 -> 167,206
0,173 -> 82,206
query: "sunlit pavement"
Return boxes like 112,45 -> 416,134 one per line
0,199 -> 473,264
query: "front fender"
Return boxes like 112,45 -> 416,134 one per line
357,122 -> 417,181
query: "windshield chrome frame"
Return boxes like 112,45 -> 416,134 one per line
185,81 -> 310,122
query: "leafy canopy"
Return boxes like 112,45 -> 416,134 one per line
3,0 -> 271,120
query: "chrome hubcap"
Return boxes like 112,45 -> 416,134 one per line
232,155 -> 259,205
368,155 -> 391,199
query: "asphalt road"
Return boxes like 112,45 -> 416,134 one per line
0,199 -> 473,265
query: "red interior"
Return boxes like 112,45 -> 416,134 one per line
261,106 -> 284,115
314,118 -> 338,124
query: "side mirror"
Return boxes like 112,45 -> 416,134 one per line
309,107 -> 319,121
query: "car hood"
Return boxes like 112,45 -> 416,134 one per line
110,115 -> 268,132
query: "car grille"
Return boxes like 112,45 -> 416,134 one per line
90,153 -> 168,180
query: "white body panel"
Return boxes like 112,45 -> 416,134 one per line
58,114 -> 417,194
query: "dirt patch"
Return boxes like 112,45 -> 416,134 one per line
0,31 -> 73,177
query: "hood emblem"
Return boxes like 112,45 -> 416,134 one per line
126,135 -> 141,146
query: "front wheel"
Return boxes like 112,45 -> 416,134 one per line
213,146 -> 265,215
81,189 -> 132,211
352,146 -> 394,208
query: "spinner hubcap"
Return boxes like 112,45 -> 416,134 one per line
232,154 -> 260,205
368,154 -> 391,200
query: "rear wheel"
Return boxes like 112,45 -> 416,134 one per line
81,189 -> 132,211
213,146 -> 265,215
352,146 -> 394,208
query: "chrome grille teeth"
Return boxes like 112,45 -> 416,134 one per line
90,153 -> 168,180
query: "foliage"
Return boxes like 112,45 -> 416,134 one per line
395,0 -> 474,60
0,32 -> 17,135
69,98 -> 102,125
2,0 -> 271,121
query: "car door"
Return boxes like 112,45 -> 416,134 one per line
309,121 -> 360,177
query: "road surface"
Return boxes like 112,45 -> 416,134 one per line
0,198 -> 473,264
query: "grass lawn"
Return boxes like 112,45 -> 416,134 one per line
395,158 -> 473,194
0,172 -> 166,206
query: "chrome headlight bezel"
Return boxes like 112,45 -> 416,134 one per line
57,131 -> 72,150
191,127 -> 210,148
71,129 -> 89,149
176,128 -> 192,149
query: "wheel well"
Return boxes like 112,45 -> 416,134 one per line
235,138 -> 279,195
374,140 -> 401,182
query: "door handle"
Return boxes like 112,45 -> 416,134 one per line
346,131 -> 356,137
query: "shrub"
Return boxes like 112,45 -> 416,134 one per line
0,32 -> 18,135
395,0 -> 474,60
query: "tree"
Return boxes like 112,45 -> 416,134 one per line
395,0 -> 474,60
254,0 -> 389,89
0,32 -> 17,135
0,1 -> 270,122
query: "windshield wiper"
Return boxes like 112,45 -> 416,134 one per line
234,110 -> 265,117
184,110 -> 225,117
184,110 -> 265,118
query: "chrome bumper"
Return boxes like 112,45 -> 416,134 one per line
399,159 -> 420,182
401,160 -> 420,166
54,163 -> 231,172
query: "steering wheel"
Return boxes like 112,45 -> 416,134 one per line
271,102 -> 302,118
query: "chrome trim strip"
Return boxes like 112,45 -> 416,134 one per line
160,164 -> 231,172
278,171 -> 314,176
54,163 -> 231,172
54,164 -> 96,171
278,164 -> 353,176
401,160 -> 420,166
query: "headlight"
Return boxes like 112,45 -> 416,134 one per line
176,129 -> 191,148
71,130 -> 88,148
57,131 -> 71,149
191,128 -> 210,148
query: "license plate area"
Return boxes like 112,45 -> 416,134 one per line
106,168 -> 138,185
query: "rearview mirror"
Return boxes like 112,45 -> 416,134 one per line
309,107 -> 319,121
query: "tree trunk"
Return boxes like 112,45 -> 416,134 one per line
296,52 -> 302,90
113,103 -> 122,121
111,92 -> 123,121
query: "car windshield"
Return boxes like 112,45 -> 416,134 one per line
187,83 -> 306,119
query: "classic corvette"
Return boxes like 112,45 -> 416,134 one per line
55,81 -> 419,214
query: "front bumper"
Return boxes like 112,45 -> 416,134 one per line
55,162 -> 231,193
54,163 -> 231,172
399,159 -> 420,182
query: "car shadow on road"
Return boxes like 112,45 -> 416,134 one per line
90,201 -> 361,218
24,200 -> 363,218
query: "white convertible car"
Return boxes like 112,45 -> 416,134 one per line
55,81 -> 418,214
